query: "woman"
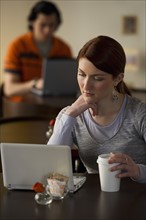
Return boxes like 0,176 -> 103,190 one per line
48,36 -> 146,183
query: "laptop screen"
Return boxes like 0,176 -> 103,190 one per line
1,143 -> 75,191
42,58 -> 79,96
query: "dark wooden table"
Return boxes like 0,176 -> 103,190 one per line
1,90 -> 145,137
3,93 -> 77,118
2,90 -> 145,119
0,173 -> 146,220
0,116 -> 50,144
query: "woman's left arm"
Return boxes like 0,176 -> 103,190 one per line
111,102 -> 146,183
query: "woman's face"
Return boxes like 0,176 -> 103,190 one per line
78,58 -> 117,104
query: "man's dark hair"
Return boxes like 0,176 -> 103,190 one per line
27,1 -> 62,30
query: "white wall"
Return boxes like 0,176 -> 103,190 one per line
1,0 -> 146,89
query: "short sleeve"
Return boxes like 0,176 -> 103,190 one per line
4,38 -> 22,75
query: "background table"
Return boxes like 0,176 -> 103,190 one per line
0,173 -> 146,220
2,89 -> 146,118
2,93 -> 77,118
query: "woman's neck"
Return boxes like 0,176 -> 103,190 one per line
89,93 -> 124,126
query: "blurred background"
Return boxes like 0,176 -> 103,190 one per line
1,0 -> 146,89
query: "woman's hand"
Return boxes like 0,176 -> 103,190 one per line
108,152 -> 140,180
65,95 -> 98,117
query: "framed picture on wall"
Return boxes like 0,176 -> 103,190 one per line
122,16 -> 138,34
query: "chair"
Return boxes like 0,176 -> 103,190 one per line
3,96 -> 58,118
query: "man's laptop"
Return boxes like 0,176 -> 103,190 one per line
0,143 -> 86,192
32,58 -> 79,96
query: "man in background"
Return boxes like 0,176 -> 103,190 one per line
3,1 -> 72,99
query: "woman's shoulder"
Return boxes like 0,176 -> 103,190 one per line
127,95 -> 146,108
126,95 -> 146,115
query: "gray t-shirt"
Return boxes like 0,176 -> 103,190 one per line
36,40 -> 52,57
48,95 -> 146,182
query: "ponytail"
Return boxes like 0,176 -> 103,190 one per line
117,81 -> 132,96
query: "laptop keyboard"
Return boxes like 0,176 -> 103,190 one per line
73,176 -> 86,186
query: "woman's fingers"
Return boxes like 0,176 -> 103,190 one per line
110,163 -> 128,172
109,153 -> 131,164
108,152 -> 140,179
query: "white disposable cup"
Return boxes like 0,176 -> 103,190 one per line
97,153 -> 121,192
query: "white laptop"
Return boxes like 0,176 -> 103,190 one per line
0,143 -> 86,192
32,58 -> 79,96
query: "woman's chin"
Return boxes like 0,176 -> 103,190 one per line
83,96 -> 95,104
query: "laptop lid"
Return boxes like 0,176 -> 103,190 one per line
0,143 -> 75,191
32,58 -> 79,96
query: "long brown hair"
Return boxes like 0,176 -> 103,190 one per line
77,36 -> 131,95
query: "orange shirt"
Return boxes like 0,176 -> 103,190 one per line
4,32 -> 72,82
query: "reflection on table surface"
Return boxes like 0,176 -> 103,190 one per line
2,90 -> 146,118
3,93 -> 77,118
0,173 -> 146,220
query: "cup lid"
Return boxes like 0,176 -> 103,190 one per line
96,153 -> 110,164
